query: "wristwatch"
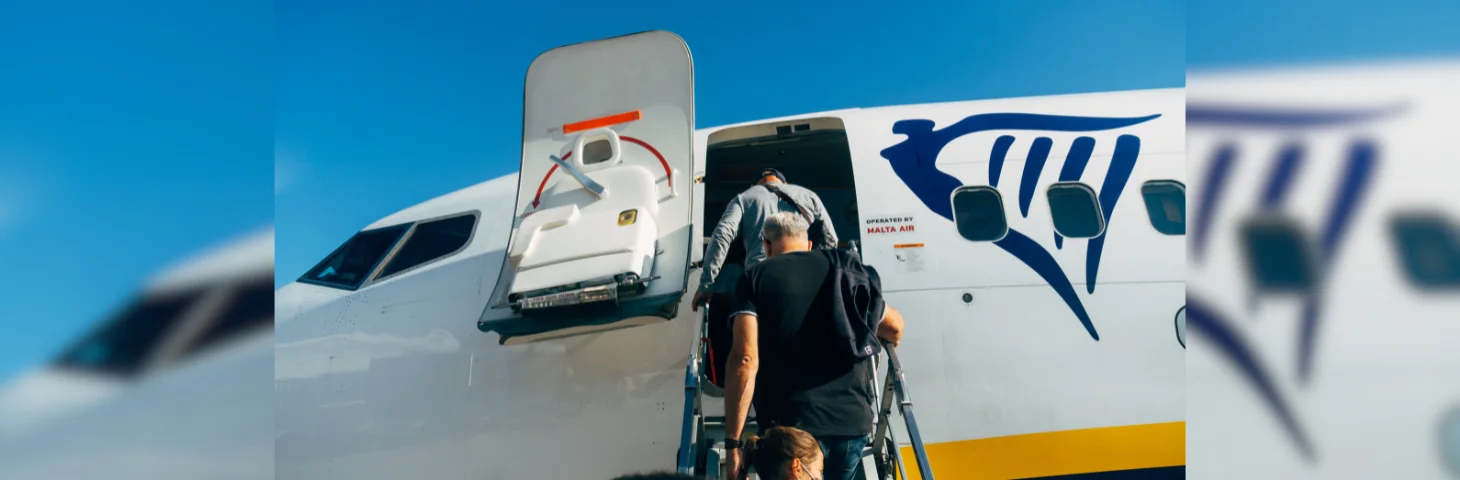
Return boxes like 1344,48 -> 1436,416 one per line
724,438 -> 744,450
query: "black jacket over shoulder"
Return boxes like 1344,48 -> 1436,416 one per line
822,248 -> 885,362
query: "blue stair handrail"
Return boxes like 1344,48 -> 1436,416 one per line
871,341 -> 934,480
676,310 -> 706,475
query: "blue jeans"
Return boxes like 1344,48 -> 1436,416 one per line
816,434 -> 870,480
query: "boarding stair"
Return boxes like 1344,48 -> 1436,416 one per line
675,304 -> 936,479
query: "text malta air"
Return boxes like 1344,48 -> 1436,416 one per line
274,31 -> 1186,479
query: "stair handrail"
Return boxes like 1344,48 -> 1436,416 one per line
675,310 -> 706,474
870,341 -> 934,480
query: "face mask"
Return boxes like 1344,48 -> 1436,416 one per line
798,461 -> 822,480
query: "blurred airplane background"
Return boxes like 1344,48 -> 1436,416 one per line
1,0 -> 1456,478
1187,0 -> 1460,478
0,0 -> 272,478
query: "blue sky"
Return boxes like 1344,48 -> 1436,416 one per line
0,1 -> 270,381
5,0 -> 1455,383
1189,0 -> 1460,68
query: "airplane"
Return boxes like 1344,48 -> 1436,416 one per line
2,32 -> 1450,480
273,31 -> 1186,479
1184,58 -> 1460,479
0,226 -> 274,479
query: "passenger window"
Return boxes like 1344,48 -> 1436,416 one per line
1046,182 -> 1105,238
300,223 -> 410,290
952,186 -> 1008,242
1240,218 -> 1315,292
1389,213 -> 1460,289
182,278 -> 274,358
1141,180 -> 1186,235
52,288 -> 208,377
377,213 -> 478,279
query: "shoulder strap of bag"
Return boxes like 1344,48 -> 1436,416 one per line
762,184 -> 815,225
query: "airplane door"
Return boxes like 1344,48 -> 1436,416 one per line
479,31 -> 695,345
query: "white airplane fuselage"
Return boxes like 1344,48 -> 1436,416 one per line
0,227 -> 275,479
274,85 -> 1188,479
1185,59 -> 1460,479
3,32 -> 1455,480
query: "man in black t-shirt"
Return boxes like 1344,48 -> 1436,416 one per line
721,212 -> 906,480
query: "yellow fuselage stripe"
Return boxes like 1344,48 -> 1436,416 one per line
897,421 -> 1185,479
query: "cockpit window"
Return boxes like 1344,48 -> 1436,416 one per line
180,277 -> 274,359
52,288 -> 207,377
376,213 -> 477,280
299,223 -> 410,290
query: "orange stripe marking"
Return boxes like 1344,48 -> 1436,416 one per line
898,421 -> 1185,480
563,110 -> 641,134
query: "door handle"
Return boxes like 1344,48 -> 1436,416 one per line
548,153 -> 608,199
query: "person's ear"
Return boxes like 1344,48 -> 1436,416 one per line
788,457 -> 804,479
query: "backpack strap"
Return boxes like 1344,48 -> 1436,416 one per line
762,184 -> 816,226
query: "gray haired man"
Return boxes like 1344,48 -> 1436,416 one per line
692,168 -> 838,311
721,211 -> 904,480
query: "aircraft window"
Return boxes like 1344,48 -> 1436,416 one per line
1141,180 -> 1186,235
52,288 -> 207,377
1175,306 -> 1186,349
1442,405 -> 1460,476
1388,213 -> 1460,289
952,186 -> 1008,242
376,213 -> 478,280
299,223 -> 410,290
181,277 -> 274,358
582,139 -> 613,165
1046,182 -> 1105,238
1239,218 -> 1315,292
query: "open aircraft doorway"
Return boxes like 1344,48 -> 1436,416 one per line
703,117 -> 862,252
478,30 -> 697,345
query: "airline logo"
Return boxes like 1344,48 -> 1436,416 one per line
880,112 -> 1163,341
1186,102 -> 1399,460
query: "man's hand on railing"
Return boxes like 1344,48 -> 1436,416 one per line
876,337 -> 934,480
725,447 -> 745,480
691,290 -> 709,312
878,305 -> 905,347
